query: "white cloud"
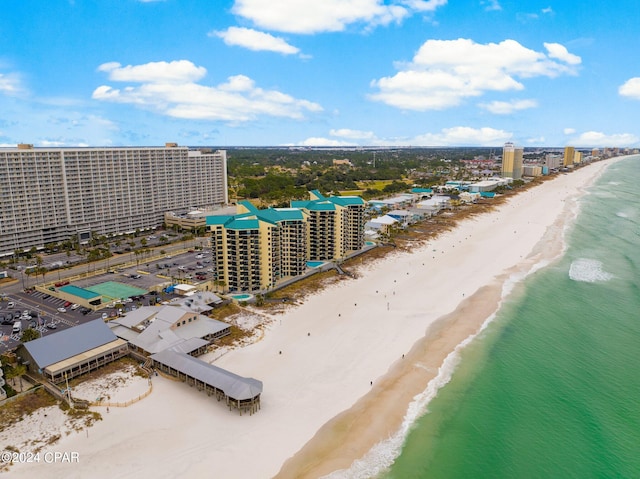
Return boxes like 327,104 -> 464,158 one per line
542,6 -> 554,14
0,72 -> 24,96
97,60 -> 206,83
212,27 -> 300,55
544,43 -> 581,65
329,128 -> 376,140
401,0 -> 447,12
411,126 -> 512,146
563,127 -> 576,135
481,0 -> 502,12
369,38 -> 581,111
93,61 -> 323,122
619,77 -> 640,100
301,125 -> 512,147
232,0 -> 414,34
571,131 -> 639,147
526,136 -> 545,144
478,99 -> 537,114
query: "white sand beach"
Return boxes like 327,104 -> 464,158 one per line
5,159 -> 620,479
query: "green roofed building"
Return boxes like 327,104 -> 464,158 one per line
206,191 -> 365,292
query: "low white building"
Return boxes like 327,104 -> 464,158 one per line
365,215 -> 398,235
416,196 -> 451,214
468,177 -> 513,193
109,305 -> 230,355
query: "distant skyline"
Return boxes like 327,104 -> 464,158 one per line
1,0 -> 640,148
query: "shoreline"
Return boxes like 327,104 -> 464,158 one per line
4,158 -> 624,479
274,158 -> 622,479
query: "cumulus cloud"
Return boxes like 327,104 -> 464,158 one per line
411,126 -> 512,146
544,43 -> 581,65
300,125 -> 511,147
98,60 -> 206,83
619,77 -> 640,99
563,127 -> 576,135
369,38 -> 581,111
478,99 -> 537,114
231,0 -> 418,34
571,131 -> 639,147
93,60 -> 322,122
212,27 -> 300,55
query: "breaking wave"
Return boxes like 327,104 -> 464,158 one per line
568,258 -> 614,283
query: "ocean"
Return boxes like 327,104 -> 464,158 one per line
325,156 -> 640,479
379,156 -> 640,478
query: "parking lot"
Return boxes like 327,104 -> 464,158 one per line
0,247 -> 216,354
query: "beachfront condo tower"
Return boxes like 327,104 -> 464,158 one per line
501,142 -> 523,179
0,143 -> 228,257
564,146 -> 576,167
207,192 -> 365,292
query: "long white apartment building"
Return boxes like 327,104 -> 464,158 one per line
0,143 -> 228,256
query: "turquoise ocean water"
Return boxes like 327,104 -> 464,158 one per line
375,157 -> 640,478
328,156 -> 640,479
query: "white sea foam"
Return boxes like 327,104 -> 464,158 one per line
568,258 -> 614,283
616,212 -> 628,218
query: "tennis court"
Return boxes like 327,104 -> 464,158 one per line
85,281 -> 147,301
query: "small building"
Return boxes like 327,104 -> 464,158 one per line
172,291 -> 223,314
173,283 -> 198,296
365,215 -> 398,235
18,319 -> 128,383
387,209 -> 415,226
416,196 -> 451,214
468,177 -> 512,193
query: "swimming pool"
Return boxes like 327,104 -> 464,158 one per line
231,293 -> 252,301
306,261 -> 325,268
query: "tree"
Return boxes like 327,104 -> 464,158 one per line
21,328 -> 40,342
6,364 -> 26,389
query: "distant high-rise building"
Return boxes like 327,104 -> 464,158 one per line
544,154 -> 562,170
0,144 -> 228,256
563,146 -> 575,167
573,150 -> 583,164
501,142 -> 523,179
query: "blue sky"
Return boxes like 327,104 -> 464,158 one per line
1,0 -> 640,148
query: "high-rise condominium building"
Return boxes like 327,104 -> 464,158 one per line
207,191 -> 365,292
501,142 -> 523,179
0,143 -> 227,256
563,146 -> 575,167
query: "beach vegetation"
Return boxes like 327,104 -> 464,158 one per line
0,389 -> 56,433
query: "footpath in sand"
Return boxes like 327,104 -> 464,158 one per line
5,159 -> 619,479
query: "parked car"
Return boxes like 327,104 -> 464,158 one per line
57,307 -> 66,313
71,303 -> 80,310
101,313 -> 108,320
46,322 -> 57,329
7,302 -> 15,308
63,301 -> 72,307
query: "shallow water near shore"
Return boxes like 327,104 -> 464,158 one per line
381,156 -> 640,478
